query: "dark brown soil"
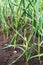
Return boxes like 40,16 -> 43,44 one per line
0,47 -> 23,65
0,34 -> 43,65
0,46 -> 43,65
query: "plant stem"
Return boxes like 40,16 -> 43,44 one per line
25,28 -> 34,65
38,34 -> 41,60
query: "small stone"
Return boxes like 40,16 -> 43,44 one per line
13,51 -> 17,54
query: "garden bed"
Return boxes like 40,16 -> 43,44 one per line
0,0 -> 43,65
0,24 -> 43,65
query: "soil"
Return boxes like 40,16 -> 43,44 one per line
0,46 -> 43,65
0,20 -> 43,65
